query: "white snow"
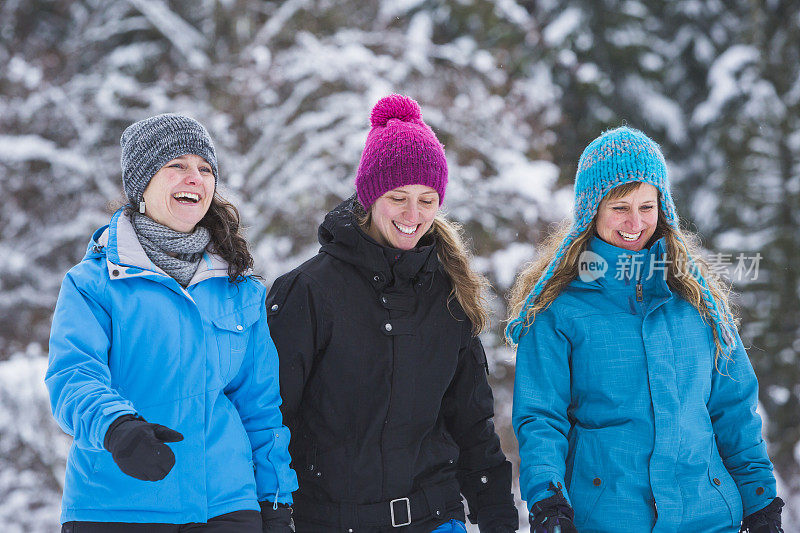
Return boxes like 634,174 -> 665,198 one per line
693,45 -> 760,126
0,135 -> 91,174
543,7 -> 582,47
492,0 -> 531,26
127,0 -> 210,68
490,243 -> 537,289
405,12 -> 434,74
7,56 -> 42,89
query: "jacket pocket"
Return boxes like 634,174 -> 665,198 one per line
708,436 -> 743,528
212,304 -> 261,382
300,440 -> 350,495
83,442 -> 180,512
567,427 -> 606,528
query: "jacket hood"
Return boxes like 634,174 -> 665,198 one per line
318,194 -> 439,282
81,208 -> 230,288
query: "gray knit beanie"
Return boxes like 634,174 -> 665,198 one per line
120,113 -> 218,209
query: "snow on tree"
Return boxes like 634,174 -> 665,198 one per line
1,0 -> 798,530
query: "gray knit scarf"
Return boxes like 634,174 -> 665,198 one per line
130,212 -> 211,286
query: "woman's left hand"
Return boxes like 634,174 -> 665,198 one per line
740,497 -> 784,533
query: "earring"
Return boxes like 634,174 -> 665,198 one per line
139,201 -> 146,214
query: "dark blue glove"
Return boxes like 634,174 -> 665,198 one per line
740,497 -> 784,533
529,483 -> 578,533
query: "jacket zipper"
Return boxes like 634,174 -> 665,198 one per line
265,430 -> 281,508
382,330 -> 394,498
635,256 -> 645,303
381,302 -> 395,499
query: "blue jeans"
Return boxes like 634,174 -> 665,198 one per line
431,519 -> 467,532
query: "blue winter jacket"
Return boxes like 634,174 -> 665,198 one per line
46,209 -> 298,524
513,236 -> 776,532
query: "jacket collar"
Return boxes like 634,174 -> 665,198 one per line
588,236 -> 657,289
84,209 -> 230,287
317,196 -> 439,284
571,236 -> 672,293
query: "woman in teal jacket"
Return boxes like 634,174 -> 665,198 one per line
46,114 -> 297,531
506,127 -> 783,532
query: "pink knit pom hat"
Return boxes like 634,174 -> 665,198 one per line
355,94 -> 448,209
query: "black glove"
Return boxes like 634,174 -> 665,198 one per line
529,483 -> 578,533
260,500 -> 294,532
476,502 -> 518,532
740,497 -> 784,533
103,414 -> 183,481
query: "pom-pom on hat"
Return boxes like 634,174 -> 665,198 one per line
506,127 -> 736,354
120,113 -> 218,210
355,94 -> 448,209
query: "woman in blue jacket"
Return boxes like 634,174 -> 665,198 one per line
506,127 -> 784,533
47,113 -> 298,532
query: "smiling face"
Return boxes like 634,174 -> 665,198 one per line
366,184 -> 440,250
141,154 -> 215,233
595,182 -> 659,251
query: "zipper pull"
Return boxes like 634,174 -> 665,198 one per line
636,282 -> 643,302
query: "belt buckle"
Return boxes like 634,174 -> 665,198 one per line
390,497 -> 411,527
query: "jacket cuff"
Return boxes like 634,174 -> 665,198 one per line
740,482 -> 778,517
459,460 -> 515,523
93,405 -> 137,451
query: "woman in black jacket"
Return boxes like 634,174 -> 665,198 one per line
266,94 -> 518,532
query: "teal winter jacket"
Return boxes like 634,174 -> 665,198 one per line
46,209 -> 298,524
513,237 -> 776,532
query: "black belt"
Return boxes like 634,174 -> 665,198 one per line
293,478 -> 463,529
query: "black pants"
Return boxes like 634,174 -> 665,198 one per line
62,510 -> 261,533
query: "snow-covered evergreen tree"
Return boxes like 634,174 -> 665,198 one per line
1,0 -> 797,530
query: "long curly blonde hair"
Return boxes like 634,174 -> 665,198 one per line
506,182 -> 737,370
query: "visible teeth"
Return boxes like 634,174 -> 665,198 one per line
619,230 -> 642,241
173,192 -> 200,202
393,222 -> 418,235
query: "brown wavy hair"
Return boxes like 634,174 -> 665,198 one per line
506,182 -> 737,368
121,193 -> 254,283
198,193 -> 254,282
357,204 -> 490,335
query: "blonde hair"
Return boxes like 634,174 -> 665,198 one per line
358,207 -> 490,335
506,182 -> 737,369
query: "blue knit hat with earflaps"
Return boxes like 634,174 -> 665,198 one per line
506,127 -> 737,356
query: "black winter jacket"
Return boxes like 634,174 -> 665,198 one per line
266,197 -> 516,532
